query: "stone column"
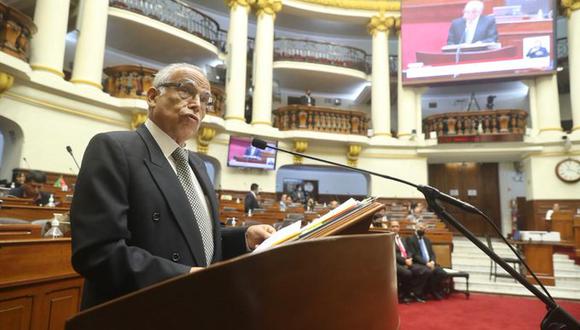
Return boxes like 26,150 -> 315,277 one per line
29,0 -> 71,78
251,0 -> 282,127
395,18 -> 416,140
224,0 -> 254,122
523,79 -> 539,135
536,74 -> 562,135
368,13 -> 395,138
70,0 -> 109,90
562,0 -> 580,135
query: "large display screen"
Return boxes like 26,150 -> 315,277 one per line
227,136 -> 278,170
401,0 -> 556,85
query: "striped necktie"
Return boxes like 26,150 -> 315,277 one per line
172,147 -> 214,265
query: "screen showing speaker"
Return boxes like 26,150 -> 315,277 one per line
227,136 -> 278,170
401,0 -> 556,85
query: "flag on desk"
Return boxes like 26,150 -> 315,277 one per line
53,175 -> 69,192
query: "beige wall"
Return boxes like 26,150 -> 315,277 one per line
524,151 -> 580,200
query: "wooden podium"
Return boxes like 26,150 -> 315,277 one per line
65,233 -> 398,330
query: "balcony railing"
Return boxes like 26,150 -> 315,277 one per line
274,37 -> 371,73
110,0 -> 227,51
102,64 -> 225,118
0,3 -> 37,62
273,105 -> 368,136
423,109 -> 528,143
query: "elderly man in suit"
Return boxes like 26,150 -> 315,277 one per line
447,0 -> 498,45
407,222 -> 447,300
71,63 -> 275,309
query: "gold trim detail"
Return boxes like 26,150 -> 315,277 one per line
397,132 -> 412,137
225,115 -> 246,121
374,132 -> 392,137
226,0 -> 256,9
0,72 -> 14,94
347,144 -> 362,167
539,127 -> 564,132
297,0 -> 399,11
197,126 -> 217,154
255,0 -> 282,18
395,17 -> 401,33
30,64 -> 65,77
561,0 -> 580,17
368,12 -> 396,36
251,120 -> 272,125
70,79 -> 104,89
293,140 -> 308,164
131,112 -> 147,130
4,91 -> 130,128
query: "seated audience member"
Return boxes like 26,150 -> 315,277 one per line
328,199 -> 340,210
8,170 -> 51,206
407,223 -> 447,300
291,184 -> 307,204
306,197 -> 315,212
407,202 -> 425,223
285,195 -> 294,207
279,194 -> 288,212
244,183 -> 261,213
390,221 -> 429,303
9,171 -> 26,188
371,205 -> 388,228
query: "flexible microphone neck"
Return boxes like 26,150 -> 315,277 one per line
66,146 -> 81,170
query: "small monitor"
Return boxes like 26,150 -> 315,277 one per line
227,136 -> 277,170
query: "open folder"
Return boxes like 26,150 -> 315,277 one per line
253,198 -> 384,253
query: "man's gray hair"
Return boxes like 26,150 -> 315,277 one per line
464,0 -> 484,13
153,63 -> 204,88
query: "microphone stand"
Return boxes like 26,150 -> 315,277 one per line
252,138 -> 579,329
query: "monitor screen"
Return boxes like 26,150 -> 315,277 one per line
401,0 -> 556,85
227,136 -> 278,170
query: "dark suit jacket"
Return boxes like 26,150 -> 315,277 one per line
407,235 -> 437,265
7,186 -> 50,206
447,15 -> 498,45
244,192 -> 260,213
394,236 -> 414,266
70,125 -> 247,309
299,95 -> 315,106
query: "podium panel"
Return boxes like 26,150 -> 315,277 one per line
66,233 -> 398,330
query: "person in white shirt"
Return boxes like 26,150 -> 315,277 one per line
447,1 -> 498,45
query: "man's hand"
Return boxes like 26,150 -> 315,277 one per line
405,258 -> 413,267
245,224 -> 276,250
190,267 -> 204,273
427,261 -> 435,270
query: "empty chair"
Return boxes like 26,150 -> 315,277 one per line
486,235 -> 523,282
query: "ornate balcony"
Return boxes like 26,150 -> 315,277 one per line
102,65 -> 225,118
0,3 -> 36,62
273,105 -> 368,136
423,109 -> 528,143
274,37 -> 371,73
110,0 -> 227,51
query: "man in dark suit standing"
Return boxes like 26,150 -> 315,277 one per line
447,1 -> 498,45
300,89 -> 315,106
407,223 -> 447,300
390,221 -> 429,303
244,183 -> 261,213
71,63 -> 275,309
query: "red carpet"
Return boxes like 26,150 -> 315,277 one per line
398,293 -> 580,330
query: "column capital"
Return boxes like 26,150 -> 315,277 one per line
394,17 -> 401,34
226,0 -> 255,10
0,72 -> 14,94
131,112 -> 147,130
561,0 -> 580,17
347,144 -> 362,167
197,126 -> 216,154
293,140 -> 308,164
368,13 -> 395,36
255,0 -> 282,18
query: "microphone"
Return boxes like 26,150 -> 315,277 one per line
250,137 -> 580,328
251,138 -> 480,215
66,146 -> 81,170
23,157 -> 31,169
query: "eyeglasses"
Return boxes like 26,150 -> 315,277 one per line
157,79 -> 213,107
